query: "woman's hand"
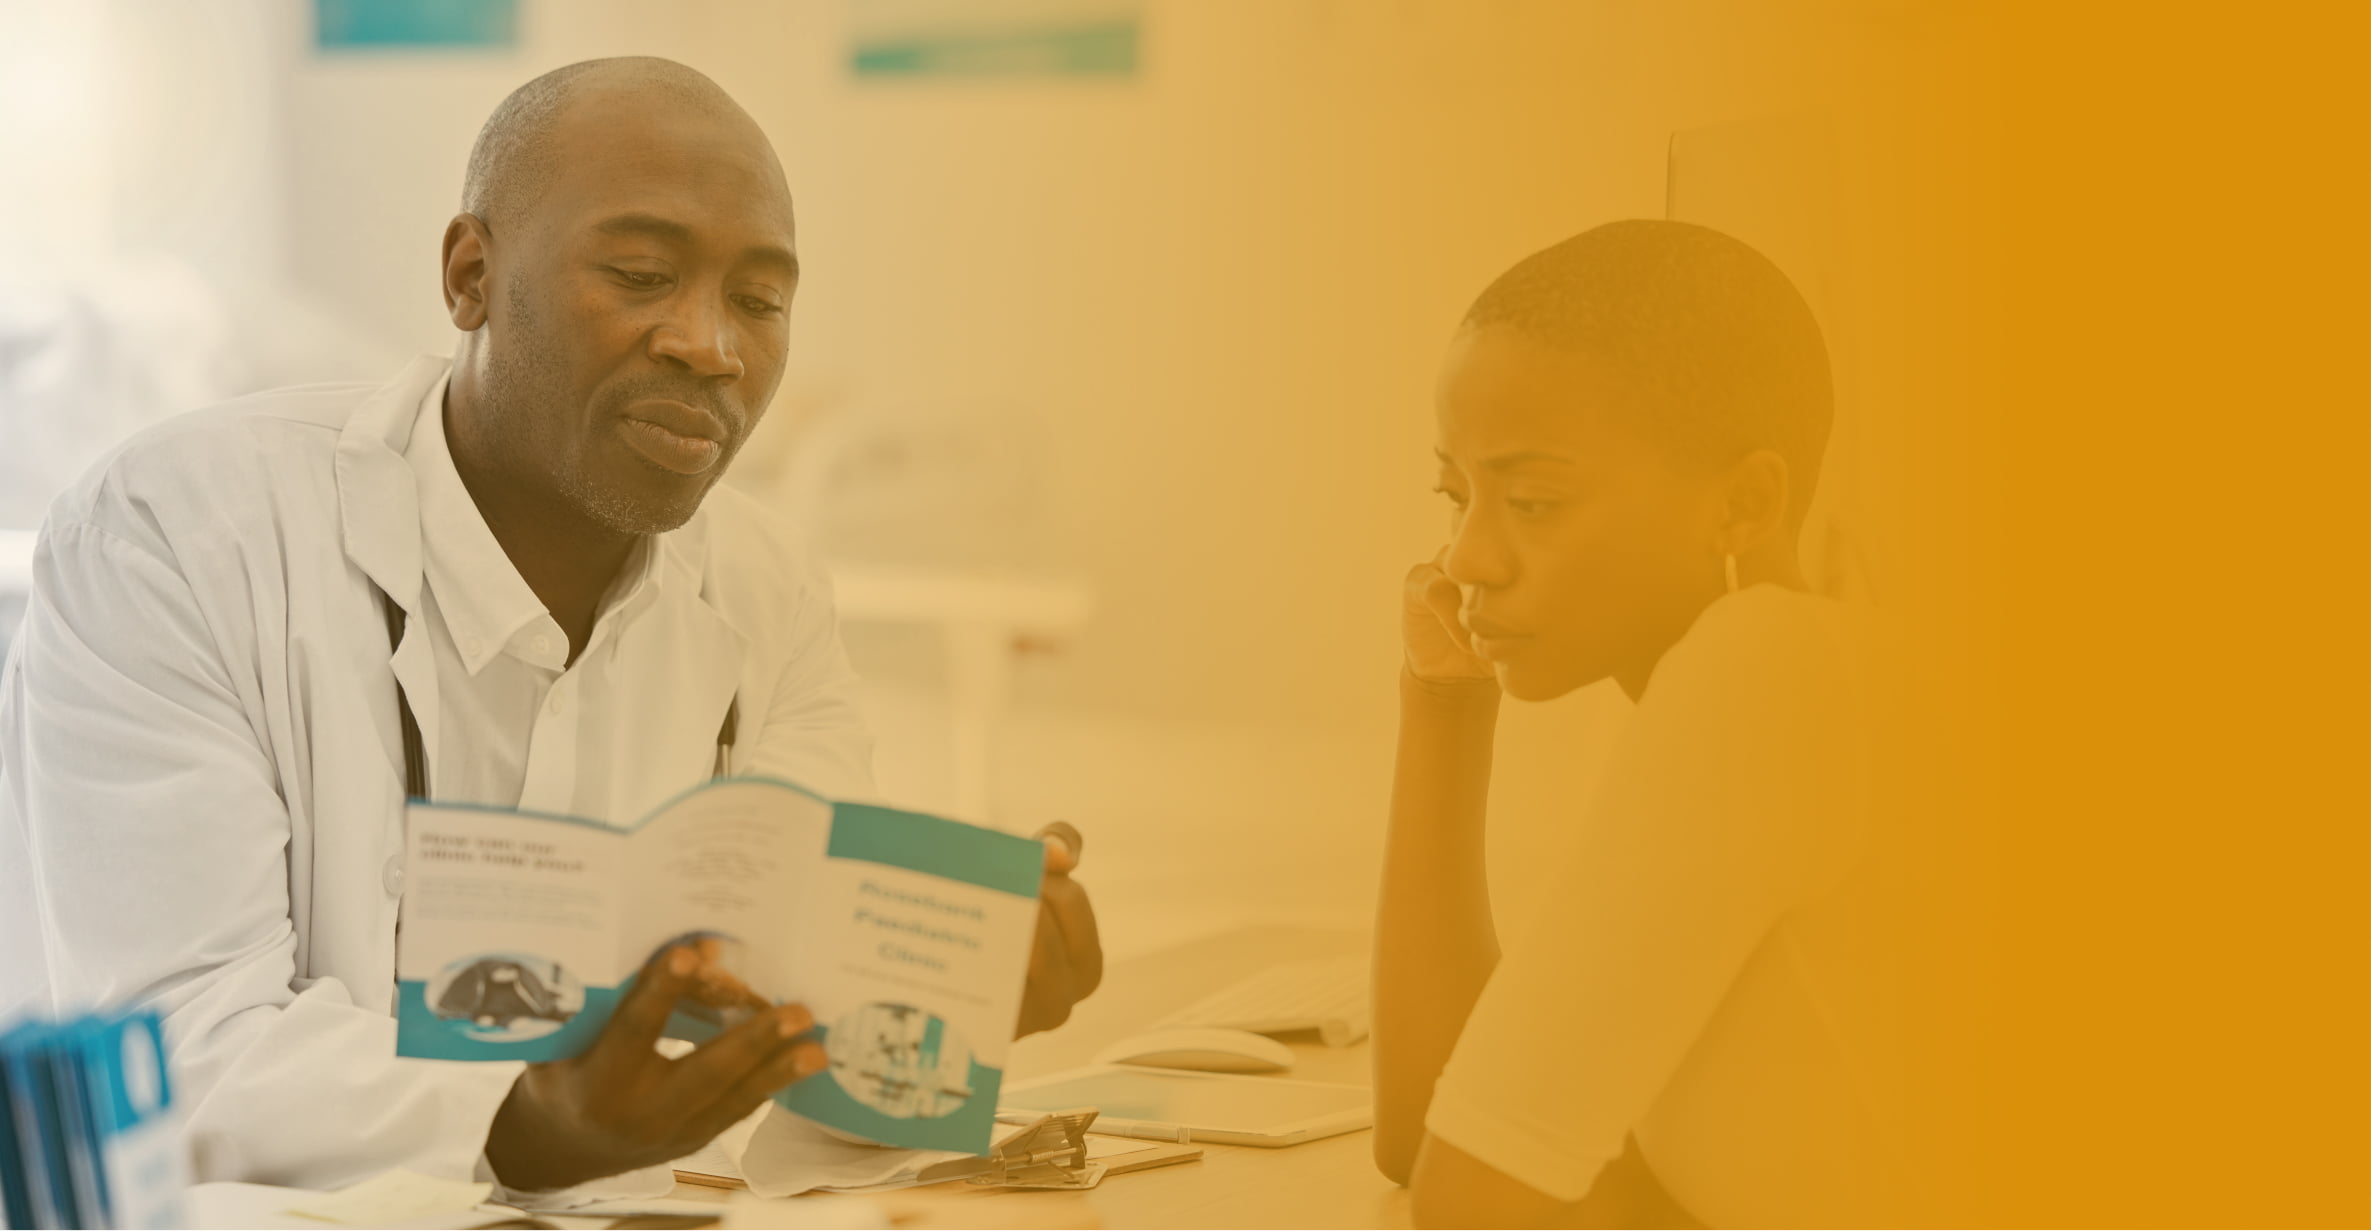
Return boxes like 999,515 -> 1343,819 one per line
1402,551 -> 1497,687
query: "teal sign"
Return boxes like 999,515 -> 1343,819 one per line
850,0 -> 1139,78
316,0 -> 518,50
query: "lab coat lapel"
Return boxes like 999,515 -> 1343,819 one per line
608,521 -> 748,813
383,618 -> 440,796
334,356 -> 449,793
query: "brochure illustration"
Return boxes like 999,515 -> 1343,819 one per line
394,777 -> 1045,1153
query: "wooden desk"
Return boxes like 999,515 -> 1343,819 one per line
677,924 -> 1411,1229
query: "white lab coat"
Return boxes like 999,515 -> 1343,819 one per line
0,356 -> 872,1189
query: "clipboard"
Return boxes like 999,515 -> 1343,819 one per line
968,1108 -> 1201,1189
672,1107 -> 1201,1193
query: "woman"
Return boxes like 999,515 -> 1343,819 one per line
1373,220 -> 1896,1227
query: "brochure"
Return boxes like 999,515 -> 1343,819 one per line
394,777 -> 1045,1154
0,1008 -> 187,1230
0,1020 -> 74,1229
68,1010 -> 187,1230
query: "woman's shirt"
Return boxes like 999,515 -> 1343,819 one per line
1424,585 -> 1902,1226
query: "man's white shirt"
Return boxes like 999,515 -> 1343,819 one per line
0,356 -> 872,1193
408,370 -> 699,818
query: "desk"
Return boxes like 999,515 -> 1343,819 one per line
676,923 -> 1411,1229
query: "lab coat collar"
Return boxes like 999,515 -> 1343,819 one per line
333,357 -> 749,797
642,492 -> 750,730
656,502 -> 723,627
598,525 -> 670,638
405,372 -> 553,676
334,355 -> 447,612
335,355 -> 449,793
334,355 -> 746,641
607,523 -> 748,786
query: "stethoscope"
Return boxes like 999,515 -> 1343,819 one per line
381,590 -> 737,799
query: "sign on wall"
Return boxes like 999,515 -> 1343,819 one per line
849,0 -> 1139,79
315,0 -> 519,51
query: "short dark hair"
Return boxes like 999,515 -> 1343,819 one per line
461,56 -> 739,228
1464,219 -> 1833,514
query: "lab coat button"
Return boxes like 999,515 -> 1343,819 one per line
382,857 -> 404,897
547,692 -> 564,715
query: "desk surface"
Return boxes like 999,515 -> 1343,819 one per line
677,923 -> 1410,1229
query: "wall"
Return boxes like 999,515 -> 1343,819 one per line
264,0 -> 1926,930
275,0 -> 1886,718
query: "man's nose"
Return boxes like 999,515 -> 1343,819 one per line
649,293 -> 745,381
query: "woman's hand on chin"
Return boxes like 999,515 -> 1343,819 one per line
1402,551 -> 1498,687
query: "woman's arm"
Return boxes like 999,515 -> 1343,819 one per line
1411,1133 -> 1692,1229
1373,670 -> 1502,1182
1373,557 -> 1506,1184
1403,595 -> 1869,1227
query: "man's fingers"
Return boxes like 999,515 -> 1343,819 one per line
686,965 -> 769,1013
668,1003 -> 815,1096
1038,820 -> 1083,861
1018,824 -> 1102,1034
1037,821 -> 1082,874
679,1041 -> 829,1151
1020,901 -> 1076,1033
595,944 -> 699,1061
1043,876 -> 1103,998
1031,900 -> 1068,979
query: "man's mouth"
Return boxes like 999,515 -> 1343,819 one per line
619,399 -> 730,476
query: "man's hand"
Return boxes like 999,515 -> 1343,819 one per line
1402,550 -> 1497,687
1016,821 -> 1103,1036
483,944 -> 825,1192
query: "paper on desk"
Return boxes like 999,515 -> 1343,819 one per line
191,1183 -> 335,1230
674,1102 -> 769,1184
519,1194 -> 741,1219
734,1106 -> 1030,1198
280,1169 -> 493,1225
1086,1134 -> 1161,1160
192,1181 -> 516,1231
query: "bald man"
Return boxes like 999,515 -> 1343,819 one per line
0,59 -> 1101,1198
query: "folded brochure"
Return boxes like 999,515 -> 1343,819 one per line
394,777 -> 1044,1154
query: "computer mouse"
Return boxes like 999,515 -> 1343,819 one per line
1091,1027 -> 1296,1074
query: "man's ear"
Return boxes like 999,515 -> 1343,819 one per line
441,213 -> 493,331
1715,448 -> 1795,556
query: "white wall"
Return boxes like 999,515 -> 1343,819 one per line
258,0 -> 1904,935
0,1 -> 297,289
272,0 -> 1859,716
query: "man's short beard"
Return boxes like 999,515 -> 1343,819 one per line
482,287 -> 703,537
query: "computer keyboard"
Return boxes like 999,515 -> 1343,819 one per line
1155,954 -> 1371,1047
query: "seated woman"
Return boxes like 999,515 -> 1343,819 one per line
1374,220 -> 1898,1227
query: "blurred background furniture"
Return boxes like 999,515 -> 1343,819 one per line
829,563 -> 1093,822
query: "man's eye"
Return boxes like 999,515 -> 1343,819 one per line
734,295 -> 784,317
609,268 -> 668,289
1507,498 -> 1560,517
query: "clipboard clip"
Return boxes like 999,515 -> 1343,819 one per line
969,1107 -> 1108,1190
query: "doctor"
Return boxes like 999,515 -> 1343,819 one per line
0,58 -> 1101,1196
